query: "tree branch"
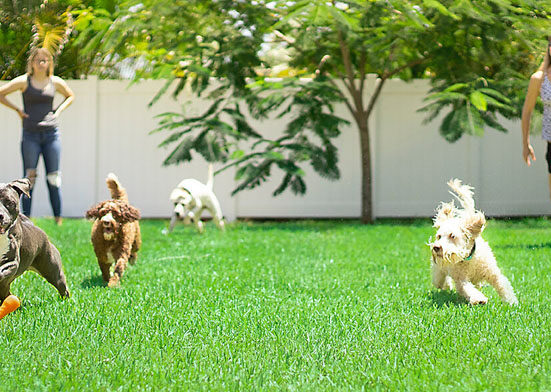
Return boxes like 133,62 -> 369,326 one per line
271,29 -> 308,56
337,29 -> 366,121
359,50 -> 367,97
331,68 -> 362,117
328,78 -> 356,121
273,29 -> 296,45
337,29 -> 356,92
315,54 -> 331,76
366,77 -> 385,118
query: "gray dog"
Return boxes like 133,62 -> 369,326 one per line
0,178 -> 70,303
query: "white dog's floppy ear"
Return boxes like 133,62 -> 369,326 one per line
169,189 -> 184,204
433,201 -> 455,228
170,189 -> 193,205
464,211 -> 486,238
181,192 -> 193,205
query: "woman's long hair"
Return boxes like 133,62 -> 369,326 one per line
538,37 -> 551,72
26,47 -> 54,77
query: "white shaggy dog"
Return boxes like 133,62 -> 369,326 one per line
166,164 -> 225,234
429,179 -> 518,305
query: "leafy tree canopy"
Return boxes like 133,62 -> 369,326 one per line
8,0 -> 548,222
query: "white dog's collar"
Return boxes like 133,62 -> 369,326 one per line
464,242 -> 476,261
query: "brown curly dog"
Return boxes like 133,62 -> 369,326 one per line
86,173 -> 141,287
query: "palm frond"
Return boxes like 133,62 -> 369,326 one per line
31,5 -> 73,56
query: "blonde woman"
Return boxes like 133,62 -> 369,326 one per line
0,48 -> 74,224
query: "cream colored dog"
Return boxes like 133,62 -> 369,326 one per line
166,164 -> 225,234
429,179 -> 518,305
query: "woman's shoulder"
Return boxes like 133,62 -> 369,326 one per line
11,74 -> 29,86
530,69 -> 545,81
0,74 -> 28,93
530,70 -> 545,82
51,75 -> 70,88
527,70 -> 545,92
51,75 -> 74,97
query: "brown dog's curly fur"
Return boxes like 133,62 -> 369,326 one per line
86,173 -> 141,287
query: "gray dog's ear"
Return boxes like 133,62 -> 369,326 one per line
9,178 -> 31,198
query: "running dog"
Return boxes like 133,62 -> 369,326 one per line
167,164 -> 225,234
86,173 -> 141,287
428,179 -> 518,305
0,178 -> 69,319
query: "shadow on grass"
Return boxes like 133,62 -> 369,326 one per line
80,275 -> 106,289
428,289 -> 465,308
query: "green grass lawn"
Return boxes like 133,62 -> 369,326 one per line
1,218 -> 550,391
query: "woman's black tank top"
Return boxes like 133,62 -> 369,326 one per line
22,75 -> 58,131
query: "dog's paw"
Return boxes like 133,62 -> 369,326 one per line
469,294 -> 488,305
442,276 -> 454,291
504,295 -> 519,306
107,277 -> 120,288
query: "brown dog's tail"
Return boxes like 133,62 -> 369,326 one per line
106,173 -> 128,202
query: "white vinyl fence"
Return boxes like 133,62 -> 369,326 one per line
0,76 -> 548,219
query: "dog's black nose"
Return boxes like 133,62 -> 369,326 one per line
432,245 -> 441,253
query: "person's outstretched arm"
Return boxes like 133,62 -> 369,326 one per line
521,71 -> 543,166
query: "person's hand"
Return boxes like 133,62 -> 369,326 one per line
17,109 -> 28,120
523,144 -> 536,166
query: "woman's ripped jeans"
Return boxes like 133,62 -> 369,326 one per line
20,129 -> 62,217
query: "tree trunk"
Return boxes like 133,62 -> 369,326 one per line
358,120 -> 373,224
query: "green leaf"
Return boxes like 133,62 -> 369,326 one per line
231,150 -> 245,159
267,151 -> 285,160
480,111 -> 508,133
424,91 -> 467,103
272,173 -> 293,196
149,77 -> 176,107
478,88 -> 511,104
459,103 -> 485,136
439,109 -> 463,142
444,83 -> 469,92
469,91 -> 487,111
162,136 -> 195,165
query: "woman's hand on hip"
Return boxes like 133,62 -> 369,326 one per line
17,108 -> 28,119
